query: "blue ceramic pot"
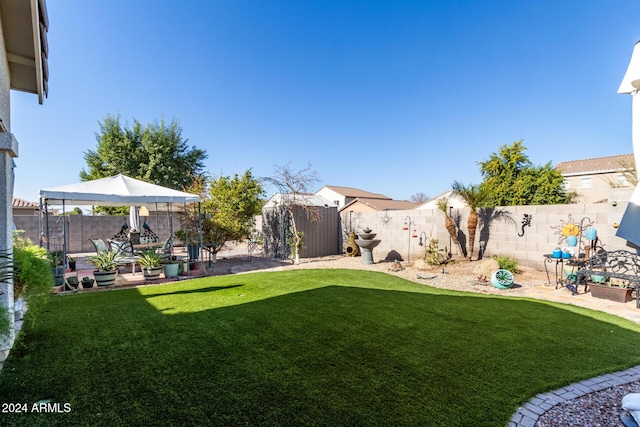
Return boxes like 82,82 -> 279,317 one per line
552,249 -> 562,258
585,227 -> 597,241
491,269 -> 514,289
566,235 -> 578,247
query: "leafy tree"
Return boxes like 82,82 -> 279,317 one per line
177,171 -> 264,255
61,207 -> 83,216
81,114 -> 207,213
478,141 -> 575,206
451,181 -> 486,260
204,170 -> 264,253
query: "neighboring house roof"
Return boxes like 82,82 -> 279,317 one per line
263,193 -> 337,209
12,197 -> 39,209
416,191 -> 467,210
339,198 -> 419,212
318,185 -> 391,200
0,0 -> 49,104
556,154 -> 635,176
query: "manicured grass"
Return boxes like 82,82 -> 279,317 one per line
2,269 -> 640,426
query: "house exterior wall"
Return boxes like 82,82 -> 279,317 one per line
416,192 -> 466,210
315,187 -> 348,209
0,16 -> 9,129
340,201 -> 377,213
0,15 -> 14,349
563,171 -> 633,204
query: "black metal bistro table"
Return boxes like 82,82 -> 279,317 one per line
543,254 -> 581,289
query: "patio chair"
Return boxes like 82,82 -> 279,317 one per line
156,237 -> 174,260
108,239 -> 140,274
89,238 -> 110,254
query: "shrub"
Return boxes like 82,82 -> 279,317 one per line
492,255 -> 519,273
13,235 -> 53,327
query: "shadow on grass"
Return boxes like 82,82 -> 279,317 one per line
147,283 -> 243,297
2,271 -> 640,426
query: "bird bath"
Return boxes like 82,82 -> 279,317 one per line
355,227 -> 381,265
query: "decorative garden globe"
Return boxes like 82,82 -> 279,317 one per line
585,227 -> 597,241
491,269 -> 515,289
566,235 -> 578,247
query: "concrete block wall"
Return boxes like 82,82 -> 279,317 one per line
14,213 -> 180,253
340,201 -> 630,270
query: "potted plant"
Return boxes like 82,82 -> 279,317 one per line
47,250 -> 65,291
491,269 -> 515,289
175,209 -> 200,261
138,248 -> 164,282
64,275 -> 79,291
589,274 -> 634,303
87,250 -> 119,286
67,256 -> 77,272
81,276 -> 95,289
162,256 -> 180,279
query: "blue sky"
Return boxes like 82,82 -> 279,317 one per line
10,0 -> 640,203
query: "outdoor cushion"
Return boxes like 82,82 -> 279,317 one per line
89,238 -> 109,253
108,240 -> 135,257
156,237 -> 174,259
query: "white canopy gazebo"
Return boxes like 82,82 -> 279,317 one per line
38,174 -> 202,266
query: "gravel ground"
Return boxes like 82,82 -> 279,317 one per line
536,382 -> 640,427
212,248 -> 640,427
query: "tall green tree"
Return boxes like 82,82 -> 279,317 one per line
478,141 -> 576,206
204,170 -> 264,253
81,114 -> 207,191
177,171 -> 264,255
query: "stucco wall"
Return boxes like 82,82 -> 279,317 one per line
0,15 -> 10,128
0,12 -> 13,349
564,172 -> 634,204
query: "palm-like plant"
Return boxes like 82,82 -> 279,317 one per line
436,197 -> 462,257
451,181 -> 486,260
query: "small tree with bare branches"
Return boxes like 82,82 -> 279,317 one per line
269,163 -> 321,264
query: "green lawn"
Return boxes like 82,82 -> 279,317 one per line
2,269 -> 640,426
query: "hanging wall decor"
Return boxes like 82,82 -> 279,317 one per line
518,214 -> 532,237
